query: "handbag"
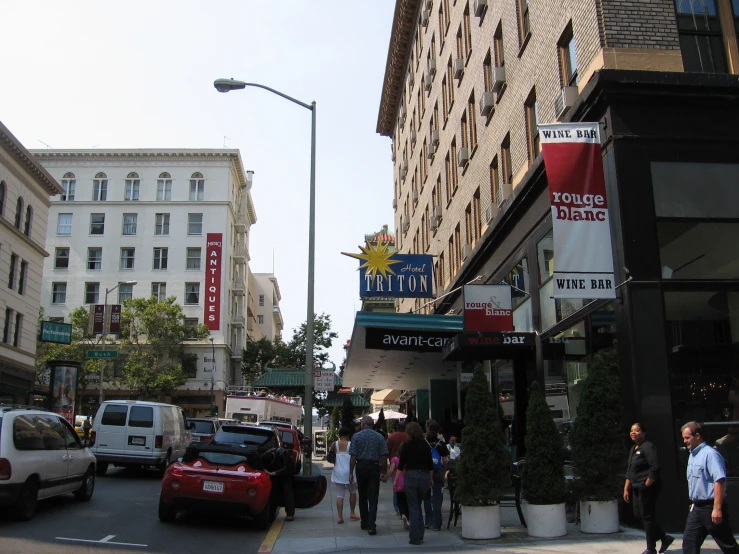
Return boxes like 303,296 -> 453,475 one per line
327,442 -> 337,464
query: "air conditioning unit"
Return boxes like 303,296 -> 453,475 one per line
400,159 -> 408,179
421,8 -> 430,27
485,202 -> 499,223
432,205 -> 442,220
457,146 -> 469,167
555,86 -> 579,120
461,243 -> 473,261
430,217 -> 439,232
479,91 -> 495,117
393,198 -> 397,210
453,58 -> 465,79
492,66 -> 506,93
427,143 -> 436,159
427,58 -> 437,77
408,71 -> 415,89
497,181 -> 512,206
403,219 -> 410,233
430,129 -> 440,147
410,128 -> 417,144
412,190 -> 419,204
474,0 -> 487,16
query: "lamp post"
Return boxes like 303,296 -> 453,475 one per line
209,336 -> 216,414
214,78 -> 317,450
99,280 -> 137,405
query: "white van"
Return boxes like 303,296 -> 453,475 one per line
91,401 -> 191,476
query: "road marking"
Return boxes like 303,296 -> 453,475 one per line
258,509 -> 285,553
57,536 -> 147,547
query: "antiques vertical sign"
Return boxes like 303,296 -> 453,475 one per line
205,233 -> 223,330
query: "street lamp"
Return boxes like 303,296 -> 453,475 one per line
99,280 -> 137,405
209,336 -> 216,414
214,77 -> 317,449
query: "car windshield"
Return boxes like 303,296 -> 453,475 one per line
191,421 -> 215,434
214,426 -> 277,448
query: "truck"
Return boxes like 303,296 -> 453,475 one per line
224,387 -> 303,427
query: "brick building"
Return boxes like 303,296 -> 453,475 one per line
353,0 -> 739,529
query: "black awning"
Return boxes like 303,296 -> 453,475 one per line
442,332 -> 537,362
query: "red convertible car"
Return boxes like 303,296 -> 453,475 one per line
159,425 -> 326,529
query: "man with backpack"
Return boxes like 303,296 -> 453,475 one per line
423,420 -> 449,531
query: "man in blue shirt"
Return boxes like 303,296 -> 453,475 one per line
349,415 -> 389,535
681,421 -> 739,553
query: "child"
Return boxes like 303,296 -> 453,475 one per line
383,453 -> 409,529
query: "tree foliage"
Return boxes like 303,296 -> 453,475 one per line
571,347 -> 624,500
523,381 -> 567,505
331,406 -> 340,430
455,365 -> 511,506
119,297 -> 209,399
241,336 -> 290,384
341,397 -> 355,436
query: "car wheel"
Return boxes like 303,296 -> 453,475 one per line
96,462 -> 108,476
12,478 -> 39,521
254,501 -> 271,530
74,467 -> 95,501
158,497 -> 176,522
158,451 -> 172,477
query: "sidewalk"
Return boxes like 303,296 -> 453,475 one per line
268,460 -> 726,554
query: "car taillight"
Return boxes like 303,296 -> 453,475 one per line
0,458 -> 11,480
155,435 -> 163,448
200,436 -> 211,443
91,431 -> 96,444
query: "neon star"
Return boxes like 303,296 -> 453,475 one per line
341,241 -> 402,279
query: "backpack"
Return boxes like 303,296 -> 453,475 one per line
429,440 -> 443,471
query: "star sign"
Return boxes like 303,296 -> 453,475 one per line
341,241 -> 402,279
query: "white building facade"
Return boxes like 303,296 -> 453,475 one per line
32,149 -> 256,415
0,122 -> 63,403
252,272 -> 284,342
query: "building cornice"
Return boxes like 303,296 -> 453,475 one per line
0,122 -> 63,195
376,0 -> 422,138
0,217 -> 50,257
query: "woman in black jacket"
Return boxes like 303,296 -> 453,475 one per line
398,422 -> 433,545
623,422 -> 674,554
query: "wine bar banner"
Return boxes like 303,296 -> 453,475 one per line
539,122 -> 616,299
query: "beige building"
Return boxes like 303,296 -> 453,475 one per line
0,121 -> 63,402
250,272 -> 284,342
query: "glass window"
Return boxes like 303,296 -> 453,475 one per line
61,173 -> 75,201
675,0 -> 728,73
185,283 -> 200,305
125,172 -> 140,201
153,247 -> 168,270
85,282 -> 100,304
7,254 -> 16,289
560,26 -> 578,86
259,295 -> 265,306
503,258 -> 530,310
129,406 -> 154,428
88,247 -> 102,270
0,180 -> 5,216
188,213 -> 203,235
101,404 -> 128,426
537,230 -> 554,283
186,247 -> 201,269
118,283 -> 133,303
122,213 -> 137,235
155,213 -> 170,235
57,213 -> 72,235
190,172 -> 204,200
157,173 -> 172,201
52,282 -> 67,304
539,277 -> 591,331
14,197 -> 23,229
13,415 -> 44,450
17,262 -> 26,296
257,315 -> 264,324
152,282 -> 167,301
90,213 -> 105,235
55,248 -> 70,269
13,313 -> 22,347
659,221 -> 739,279
24,206 -> 32,236
93,173 -> 108,201
39,415 -> 68,450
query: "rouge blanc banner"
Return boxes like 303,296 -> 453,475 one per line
539,122 -> 616,299
463,285 -> 513,332
205,233 -> 223,330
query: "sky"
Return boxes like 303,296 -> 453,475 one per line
0,1 -> 396,368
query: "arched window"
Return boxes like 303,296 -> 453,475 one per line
157,172 -> 172,201
24,205 -> 32,236
190,172 -> 204,201
93,172 -> 108,201
14,197 -> 23,229
61,172 -> 75,201
125,172 -> 140,201
0,180 -> 5,217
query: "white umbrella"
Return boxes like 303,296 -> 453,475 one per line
359,409 -> 406,422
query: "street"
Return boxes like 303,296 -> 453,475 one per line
0,467 -> 270,554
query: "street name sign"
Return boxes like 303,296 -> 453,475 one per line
87,350 -> 118,359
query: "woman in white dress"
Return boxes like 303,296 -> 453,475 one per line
330,427 -> 359,523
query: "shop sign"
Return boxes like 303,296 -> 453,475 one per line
365,327 -> 457,352
539,123 -> 616,299
463,285 -> 513,332
50,364 -> 78,425
39,321 -> 72,344
93,305 -> 105,334
205,233 -> 223,330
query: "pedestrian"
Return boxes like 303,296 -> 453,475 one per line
387,421 -> 409,516
446,435 -> 460,462
382,453 -> 409,529
398,422 -> 433,545
349,415 -> 389,535
681,421 -> 739,553
264,447 -> 295,521
423,420 -> 448,531
330,427 -> 359,524
82,416 -> 92,446
623,422 -> 674,554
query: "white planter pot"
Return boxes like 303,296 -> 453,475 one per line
524,502 -> 567,538
579,499 -> 619,534
461,504 -> 501,539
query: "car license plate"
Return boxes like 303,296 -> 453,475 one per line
203,481 -> 224,493
130,437 -> 145,446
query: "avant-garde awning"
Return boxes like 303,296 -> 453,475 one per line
370,389 -> 403,405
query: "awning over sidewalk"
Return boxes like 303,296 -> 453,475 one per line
442,332 -> 537,362
370,388 -> 403,405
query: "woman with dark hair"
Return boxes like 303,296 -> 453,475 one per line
624,422 -> 674,554
398,422 -> 433,545
331,427 -> 359,523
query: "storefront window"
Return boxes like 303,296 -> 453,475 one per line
503,258 -> 530,309
513,298 -> 533,332
537,231 -> 554,284
659,221 -> 739,279
539,278 -> 591,331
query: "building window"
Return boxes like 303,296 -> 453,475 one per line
90,213 -> 105,235
0,181 -> 4,216
157,172 -> 172,201
446,58 -> 455,106
517,0 -> 531,46
155,213 -> 170,235
87,248 -> 102,270
120,248 -> 135,270
152,282 -> 167,302
463,5 -> 472,58
55,213 -> 72,236
442,76 -> 449,121
184,318 -> 199,328
24,206 -> 32,237
525,91 -> 540,163
185,283 -> 200,305
7,254 -> 16,289
14,197 -> 23,229
186,247 -> 201,269
188,213 -> 203,235
118,283 -> 134,303
122,213 -> 137,235
61,173 -> 75,201
93,173 -> 108,201
125,172 -> 140,201
467,93 -> 477,150
52,282 -> 67,304
675,0 -> 728,73
257,315 -> 264,324
55,248 -> 70,269
450,137 -> 459,192
85,283 -> 100,304
439,251 -> 446,286
537,230 -> 555,283
2,308 -> 11,344
490,156 -> 500,205
13,313 -> 22,348
153,247 -> 168,270
502,133 -> 513,184
454,224 -> 462,270
190,172 -> 204,201
473,189 -> 482,241
259,294 -> 265,306
559,24 -> 578,86
17,261 -> 26,295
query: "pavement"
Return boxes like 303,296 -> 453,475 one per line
266,459 -> 734,554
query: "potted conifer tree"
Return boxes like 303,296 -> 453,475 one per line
570,347 -> 623,533
455,365 -> 511,539
523,381 -> 567,537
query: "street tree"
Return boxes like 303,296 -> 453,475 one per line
119,297 -> 209,399
241,336 -> 291,384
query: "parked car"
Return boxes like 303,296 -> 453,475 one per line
91,400 -> 191,476
211,424 -> 281,451
0,406 -> 96,520
274,427 -> 303,474
187,418 -> 221,444
258,420 -> 304,441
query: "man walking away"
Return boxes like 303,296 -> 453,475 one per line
424,420 -> 449,531
350,415 -> 389,535
681,421 -> 739,553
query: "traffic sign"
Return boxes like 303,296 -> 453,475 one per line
314,370 -> 335,392
87,350 -> 118,359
